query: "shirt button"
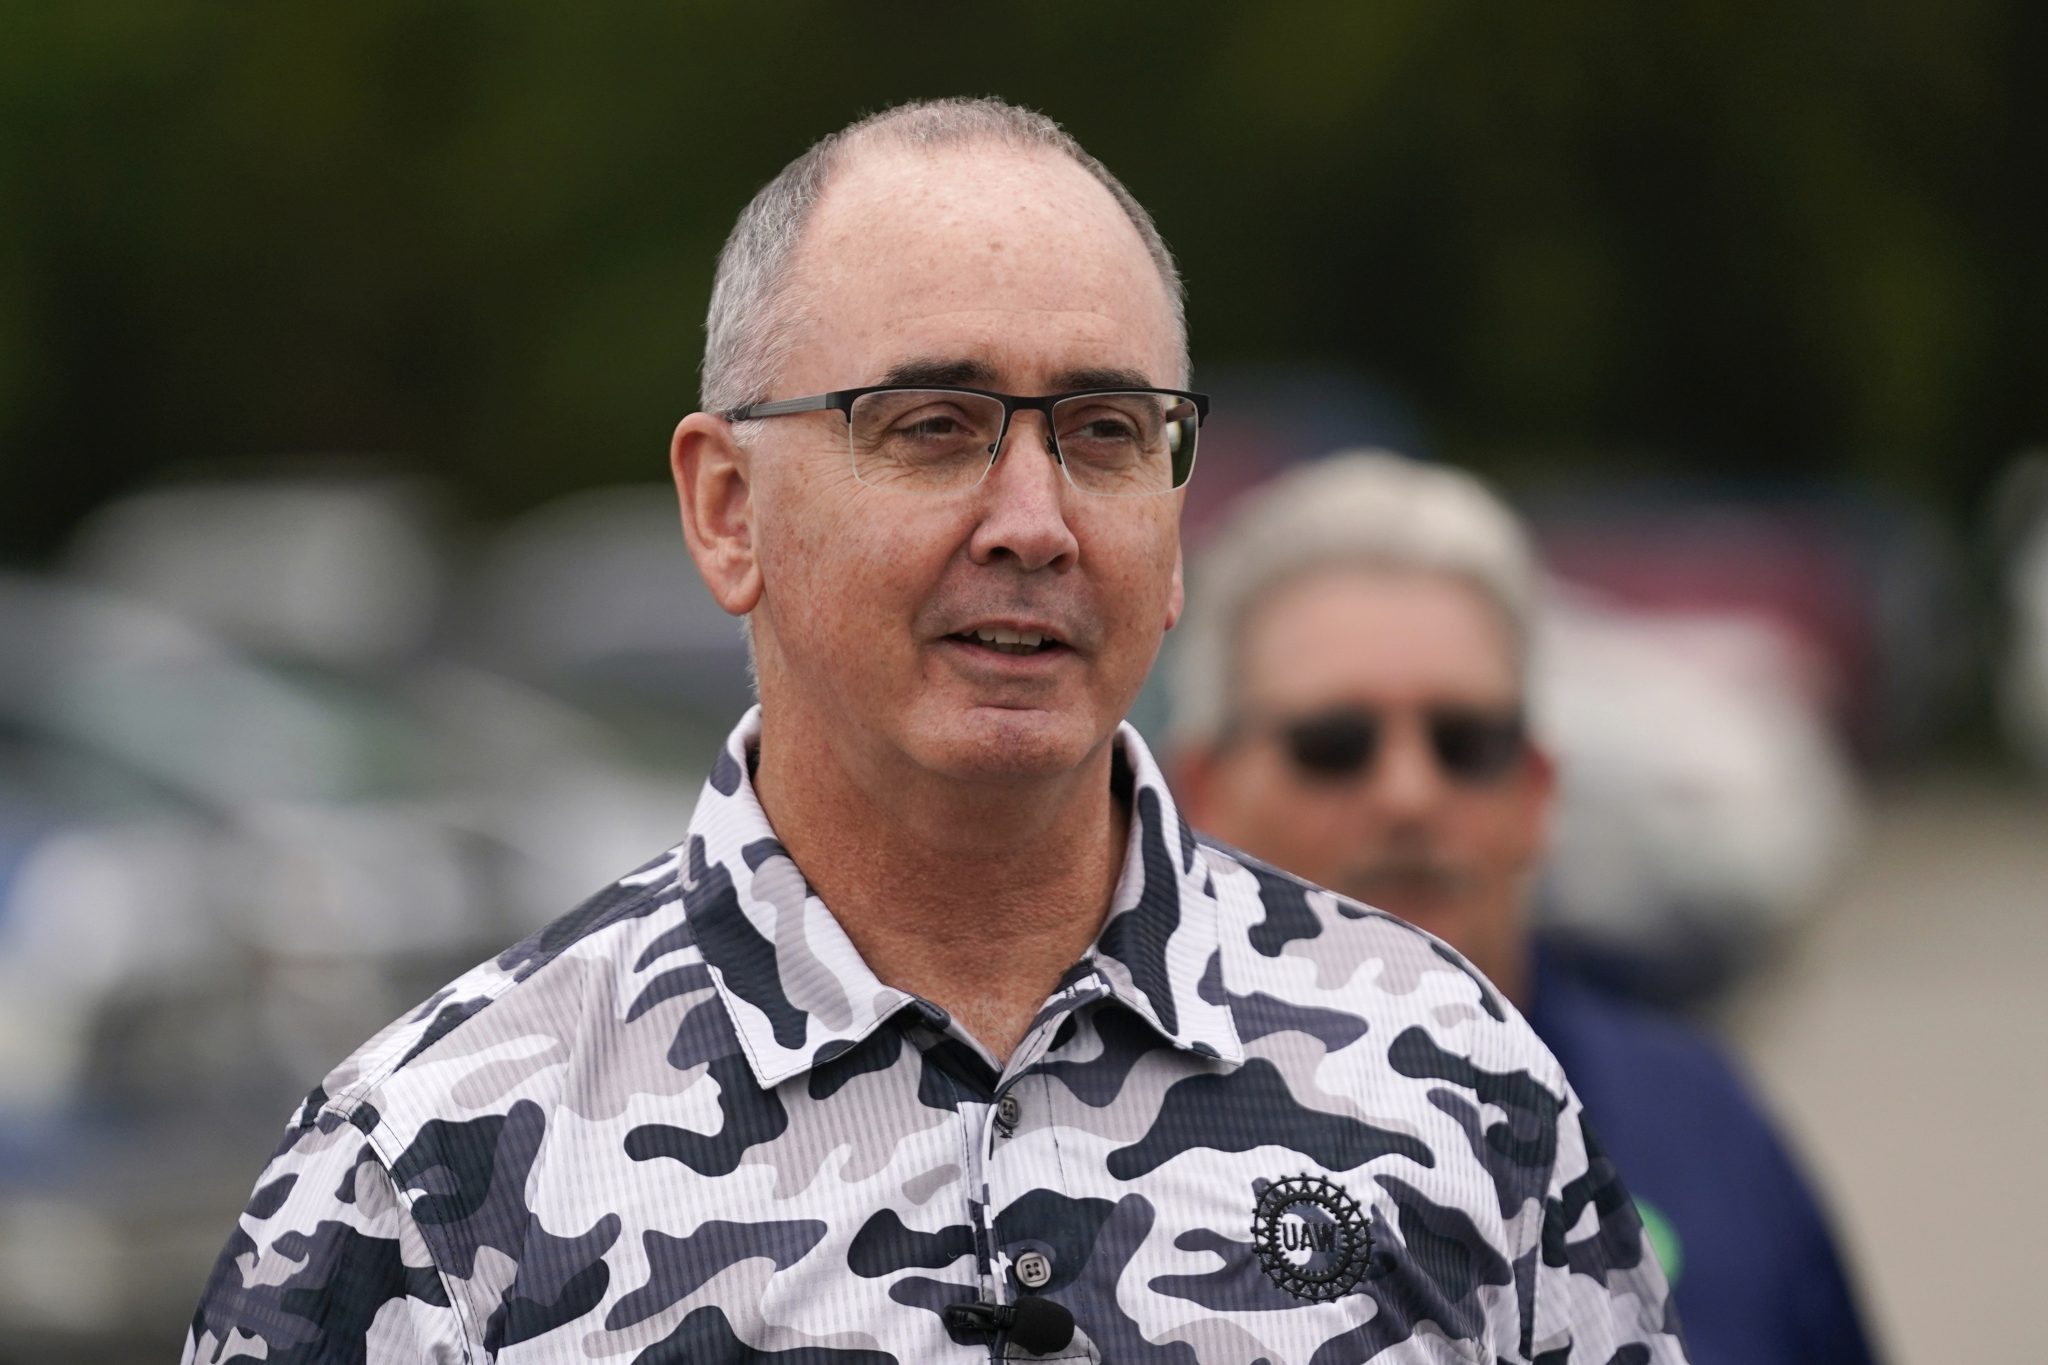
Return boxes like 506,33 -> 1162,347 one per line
995,1094 -> 1022,1130
1014,1249 -> 1053,1290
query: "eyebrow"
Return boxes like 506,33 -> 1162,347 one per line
878,358 -> 1001,388
874,358 -> 1159,392
1051,365 -> 1155,391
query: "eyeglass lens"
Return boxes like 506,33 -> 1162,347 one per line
1278,706 -> 1526,784
846,389 -> 1198,495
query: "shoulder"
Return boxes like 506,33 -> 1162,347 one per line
1194,835 -> 1566,1099
1189,836 -> 1697,1348
189,842 -> 724,1361
297,840 -> 706,1142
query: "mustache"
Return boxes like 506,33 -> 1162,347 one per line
918,592 -> 1095,650
1341,851 -> 1478,899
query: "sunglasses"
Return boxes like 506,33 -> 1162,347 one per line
1263,705 -> 1528,784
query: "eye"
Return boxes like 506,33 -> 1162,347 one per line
1060,403 -> 1144,439
1073,413 -> 1141,441
897,410 -> 970,439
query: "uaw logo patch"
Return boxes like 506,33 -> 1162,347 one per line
1253,1173 -> 1372,1301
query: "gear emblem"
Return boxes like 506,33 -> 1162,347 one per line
1252,1173 -> 1372,1301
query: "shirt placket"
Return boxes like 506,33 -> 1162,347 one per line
970,974 -> 1113,1362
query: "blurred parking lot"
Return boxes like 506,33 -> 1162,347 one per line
0,449 -> 2041,1361
1723,775 -> 2048,1365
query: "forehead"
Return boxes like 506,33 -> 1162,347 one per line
1238,567 -> 1521,707
780,140 -> 1180,390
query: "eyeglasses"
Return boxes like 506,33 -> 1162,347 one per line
723,385 -> 1208,496
1257,705 -> 1528,784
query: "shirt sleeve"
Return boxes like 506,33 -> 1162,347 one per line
1527,1096 -> 1691,1363
182,1100 -> 469,1364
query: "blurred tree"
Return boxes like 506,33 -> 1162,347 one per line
0,0 -> 2041,559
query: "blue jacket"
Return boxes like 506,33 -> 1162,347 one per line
1526,958 -> 1879,1365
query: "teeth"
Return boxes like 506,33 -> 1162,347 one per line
972,627 -> 1045,647
967,626 -> 1050,653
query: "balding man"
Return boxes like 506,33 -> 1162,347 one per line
185,102 -> 1685,1364
1172,451 -> 1873,1365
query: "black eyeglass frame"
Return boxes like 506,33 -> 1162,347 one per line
722,384 -> 1211,493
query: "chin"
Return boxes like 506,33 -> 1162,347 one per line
914,704 -> 1106,783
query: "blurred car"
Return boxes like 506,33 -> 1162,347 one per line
1530,481 -> 1970,763
0,473 -> 710,1353
1533,585 -> 1860,1002
1510,480 -> 1972,1002
460,481 -> 760,741
0,571 -> 508,1349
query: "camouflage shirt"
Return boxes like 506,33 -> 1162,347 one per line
185,709 -> 1686,1364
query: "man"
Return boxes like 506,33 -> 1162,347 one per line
1171,451 -> 1876,1365
184,101 -> 1684,1363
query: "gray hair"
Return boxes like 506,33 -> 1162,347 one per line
1169,450 -> 1541,750
700,96 -> 1188,415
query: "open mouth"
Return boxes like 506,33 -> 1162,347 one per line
948,626 -> 1066,656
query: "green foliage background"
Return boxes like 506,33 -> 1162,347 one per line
1,2 -> 2041,558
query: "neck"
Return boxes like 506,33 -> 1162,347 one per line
750,709 -> 1130,1066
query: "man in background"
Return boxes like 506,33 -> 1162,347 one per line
1170,450 -> 1877,1365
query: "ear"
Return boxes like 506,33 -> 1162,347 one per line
671,412 -> 763,616
1164,541 -> 1186,631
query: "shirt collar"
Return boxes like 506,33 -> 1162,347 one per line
681,706 -> 1242,1090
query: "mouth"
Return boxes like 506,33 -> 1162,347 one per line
1346,860 -> 1471,910
945,624 -> 1070,657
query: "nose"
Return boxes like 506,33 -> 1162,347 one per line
1364,713 -> 1450,825
966,410 -> 1080,573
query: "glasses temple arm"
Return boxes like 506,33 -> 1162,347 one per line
724,393 -> 847,421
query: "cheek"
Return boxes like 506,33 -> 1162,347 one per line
758,519 -> 844,630
759,493 -> 944,627
1094,519 -> 1183,625
1216,759 -> 1340,850
1463,792 -> 1546,872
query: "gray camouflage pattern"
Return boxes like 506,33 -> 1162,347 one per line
184,708 -> 1686,1363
